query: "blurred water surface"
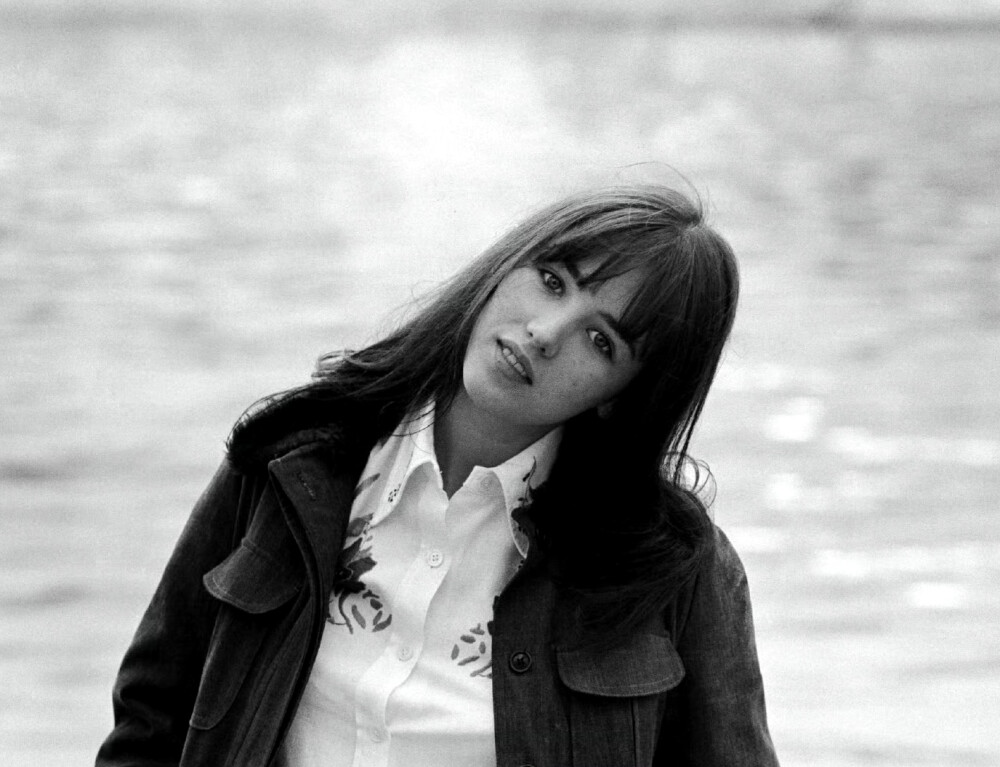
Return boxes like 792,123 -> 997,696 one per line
1,8 -> 999,766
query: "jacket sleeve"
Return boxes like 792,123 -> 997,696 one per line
656,527 -> 780,766
96,459 -> 256,767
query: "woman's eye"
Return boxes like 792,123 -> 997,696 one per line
588,329 -> 614,359
539,268 -> 564,294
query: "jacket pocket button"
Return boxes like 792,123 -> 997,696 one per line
509,650 -> 533,673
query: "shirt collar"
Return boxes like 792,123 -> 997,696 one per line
365,402 -> 562,557
364,402 -> 437,528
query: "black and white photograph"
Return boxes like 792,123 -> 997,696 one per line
2,1 -> 998,765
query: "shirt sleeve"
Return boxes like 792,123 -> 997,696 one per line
656,527 -> 780,766
96,460 -> 255,767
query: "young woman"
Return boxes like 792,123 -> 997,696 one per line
97,185 -> 779,767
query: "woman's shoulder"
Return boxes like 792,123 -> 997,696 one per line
649,481 -> 750,602
706,523 -> 750,583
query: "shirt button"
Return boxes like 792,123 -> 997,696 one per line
509,650 -> 533,673
397,645 -> 413,661
370,728 -> 387,743
426,549 -> 444,568
479,474 -> 497,491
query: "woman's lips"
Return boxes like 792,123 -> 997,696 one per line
498,340 -> 533,384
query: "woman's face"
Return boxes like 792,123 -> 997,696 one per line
458,257 -> 645,442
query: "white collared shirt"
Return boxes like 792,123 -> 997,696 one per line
282,403 -> 561,767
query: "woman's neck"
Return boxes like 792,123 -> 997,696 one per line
433,392 -> 550,497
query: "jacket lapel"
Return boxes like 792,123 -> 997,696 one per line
267,439 -> 369,598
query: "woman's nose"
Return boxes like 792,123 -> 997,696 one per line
526,311 -> 571,357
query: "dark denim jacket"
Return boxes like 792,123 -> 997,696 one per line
97,425 -> 778,767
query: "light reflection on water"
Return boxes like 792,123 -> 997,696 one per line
1,12 -> 998,766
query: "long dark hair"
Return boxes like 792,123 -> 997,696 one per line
230,184 -> 739,640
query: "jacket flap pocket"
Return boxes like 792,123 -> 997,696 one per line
556,633 -> 685,697
203,538 -> 301,613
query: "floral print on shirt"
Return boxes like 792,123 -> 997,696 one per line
514,457 -> 538,512
327,475 -> 392,634
451,621 -> 494,678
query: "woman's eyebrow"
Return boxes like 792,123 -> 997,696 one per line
564,260 -> 586,284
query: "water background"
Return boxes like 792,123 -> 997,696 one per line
2,2 -> 999,764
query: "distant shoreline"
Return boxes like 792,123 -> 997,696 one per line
3,4 -> 1000,37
